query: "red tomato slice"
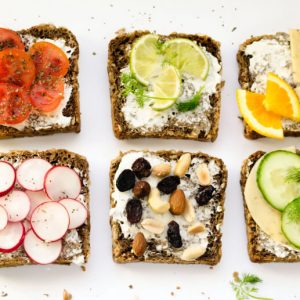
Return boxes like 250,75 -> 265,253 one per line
30,78 -> 64,112
0,28 -> 25,51
0,48 -> 36,88
0,83 -> 32,124
29,42 -> 69,78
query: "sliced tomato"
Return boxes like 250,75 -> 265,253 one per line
0,28 -> 25,51
0,83 -> 32,124
30,78 -> 64,112
29,42 -> 69,78
0,48 -> 36,88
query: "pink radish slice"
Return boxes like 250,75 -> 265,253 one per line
59,198 -> 88,229
0,190 -> 30,222
44,166 -> 81,201
25,190 -> 52,221
31,201 -> 69,242
0,161 -> 16,197
0,222 -> 24,252
24,229 -> 62,265
23,219 -> 31,232
0,205 -> 8,231
17,158 -> 52,191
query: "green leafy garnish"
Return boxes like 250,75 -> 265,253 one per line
231,273 -> 273,300
286,167 -> 300,183
176,87 -> 203,112
155,39 -> 164,55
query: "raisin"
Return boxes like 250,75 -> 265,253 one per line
116,169 -> 136,192
167,221 -> 182,248
133,181 -> 151,198
157,176 -> 180,194
131,157 -> 151,179
126,198 -> 143,224
195,185 -> 215,206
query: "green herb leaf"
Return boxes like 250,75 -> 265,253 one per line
176,88 -> 203,112
155,39 -> 164,55
286,167 -> 300,183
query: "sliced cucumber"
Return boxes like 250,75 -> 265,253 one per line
257,150 -> 300,211
282,197 -> 300,248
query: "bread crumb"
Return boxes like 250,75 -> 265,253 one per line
233,271 -> 239,282
1,291 -> 8,297
63,289 -> 72,300
170,291 -> 174,296
176,286 -> 181,290
128,284 -> 133,289
232,27 -> 237,32
115,28 -> 126,35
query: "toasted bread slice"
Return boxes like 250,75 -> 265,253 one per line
108,31 -> 223,142
110,150 -> 227,265
0,24 -> 80,139
0,149 -> 90,268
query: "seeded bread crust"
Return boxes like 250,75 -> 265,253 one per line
237,33 -> 300,139
0,149 -> 90,268
110,150 -> 227,265
108,31 -> 223,142
0,24 -> 80,139
240,151 -> 300,262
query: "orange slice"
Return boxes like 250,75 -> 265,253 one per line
264,72 -> 300,121
236,89 -> 283,139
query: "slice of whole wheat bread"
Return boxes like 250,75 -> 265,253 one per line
110,150 -> 227,265
0,149 -> 90,268
240,150 -> 300,262
0,24 -> 80,139
108,31 -> 223,142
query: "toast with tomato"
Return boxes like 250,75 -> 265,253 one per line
0,24 -> 80,139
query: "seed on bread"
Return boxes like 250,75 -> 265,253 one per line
196,163 -> 212,186
169,189 -> 186,215
152,163 -> 171,177
174,153 -> 191,177
187,223 -> 206,234
132,232 -> 147,256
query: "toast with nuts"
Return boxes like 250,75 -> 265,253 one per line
108,31 -> 223,142
110,150 -> 227,264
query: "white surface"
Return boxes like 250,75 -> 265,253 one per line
1,0 -> 300,299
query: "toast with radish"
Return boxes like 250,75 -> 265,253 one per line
0,24 -> 80,139
0,149 -> 90,267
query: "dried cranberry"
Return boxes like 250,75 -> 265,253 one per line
126,198 -> 143,224
133,181 -> 151,198
167,221 -> 182,248
131,157 -> 151,179
157,176 -> 180,194
116,169 -> 135,192
195,185 -> 215,206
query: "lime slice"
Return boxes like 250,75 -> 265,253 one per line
151,99 -> 176,111
163,38 -> 209,80
130,34 -> 163,85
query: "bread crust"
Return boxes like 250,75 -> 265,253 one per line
0,149 -> 90,268
110,150 -> 227,265
240,151 -> 300,262
0,24 -> 80,139
108,31 -> 223,142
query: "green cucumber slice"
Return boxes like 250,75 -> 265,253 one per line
257,150 -> 300,211
282,197 -> 300,248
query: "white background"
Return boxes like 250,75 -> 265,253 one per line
1,0 -> 300,299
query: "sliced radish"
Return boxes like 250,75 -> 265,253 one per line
24,229 -> 62,264
0,161 -> 16,197
0,222 -> 24,252
44,166 -> 81,201
25,190 -> 52,221
31,202 -> 69,242
0,205 -> 8,231
59,198 -> 88,229
17,158 -> 52,191
0,190 -> 30,222
23,219 -> 31,232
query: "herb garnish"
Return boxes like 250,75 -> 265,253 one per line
231,273 -> 273,300
286,167 -> 300,183
176,87 -> 203,112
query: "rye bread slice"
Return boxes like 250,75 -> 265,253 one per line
0,24 -> 80,139
110,150 -> 227,265
237,33 -> 300,139
0,149 -> 90,268
108,31 -> 223,142
240,151 -> 300,262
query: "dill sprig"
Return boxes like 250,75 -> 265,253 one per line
176,87 -> 203,112
286,167 -> 300,183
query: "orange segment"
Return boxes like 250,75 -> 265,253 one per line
236,89 -> 283,139
264,72 -> 300,121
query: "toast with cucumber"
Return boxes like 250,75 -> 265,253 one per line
0,149 -> 90,267
240,147 -> 300,262
108,31 -> 223,142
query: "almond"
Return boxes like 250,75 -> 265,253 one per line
152,163 -> 171,177
174,153 -> 191,177
187,223 -> 206,234
132,232 -> 147,256
169,189 -> 186,215
182,199 -> 195,223
196,163 -> 212,186
148,187 -> 170,213
141,218 -> 164,234
181,244 -> 206,261
63,290 -> 72,300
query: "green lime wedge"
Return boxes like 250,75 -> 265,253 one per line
151,99 -> 176,111
130,34 -> 163,85
163,38 -> 209,80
